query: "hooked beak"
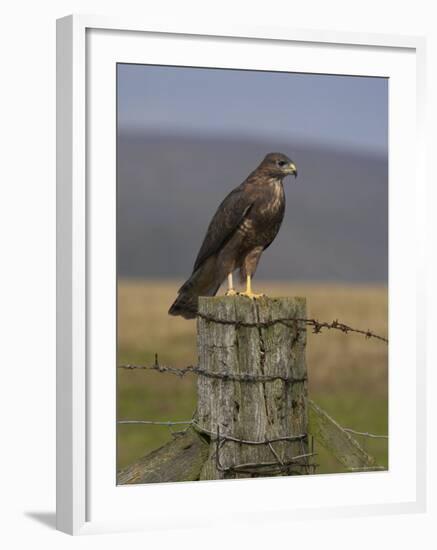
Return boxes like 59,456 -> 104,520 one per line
288,162 -> 298,178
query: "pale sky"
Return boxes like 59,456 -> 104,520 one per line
118,64 -> 388,156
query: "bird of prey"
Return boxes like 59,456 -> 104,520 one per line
169,152 -> 297,319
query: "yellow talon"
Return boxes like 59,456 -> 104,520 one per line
238,291 -> 264,299
238,275 -> 264,299
225,289 -> 237,296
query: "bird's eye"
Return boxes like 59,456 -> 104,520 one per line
277,160 -> 287,167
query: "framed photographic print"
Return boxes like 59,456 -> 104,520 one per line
56,14 -> 426,535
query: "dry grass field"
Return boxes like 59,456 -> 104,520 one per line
117,279 -> 388,476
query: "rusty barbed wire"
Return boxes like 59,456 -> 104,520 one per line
303,318 -> 388,343
118,354 -> 307,383
197,312 -> 388,344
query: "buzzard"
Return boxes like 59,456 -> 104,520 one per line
169,152 -> 297,319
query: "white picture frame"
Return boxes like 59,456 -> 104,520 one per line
56,14 -> 427,535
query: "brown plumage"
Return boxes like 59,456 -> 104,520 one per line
169,152 -> 297,319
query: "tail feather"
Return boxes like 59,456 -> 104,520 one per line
169,257 -> 222,319
168,292 -> 200,319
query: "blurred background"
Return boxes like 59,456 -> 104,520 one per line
117,64 -> 388,475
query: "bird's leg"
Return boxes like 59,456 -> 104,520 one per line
225,273 -> 237,296
239,275 -> 264,299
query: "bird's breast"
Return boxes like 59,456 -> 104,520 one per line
236,181 -> 285,247
257,180 -> 285,217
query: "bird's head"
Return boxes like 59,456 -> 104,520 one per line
259,152 -> 298,180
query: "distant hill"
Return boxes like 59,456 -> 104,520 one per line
117,131 -> 388,283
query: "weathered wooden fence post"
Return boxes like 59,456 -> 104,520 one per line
195,295 -> 309,479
